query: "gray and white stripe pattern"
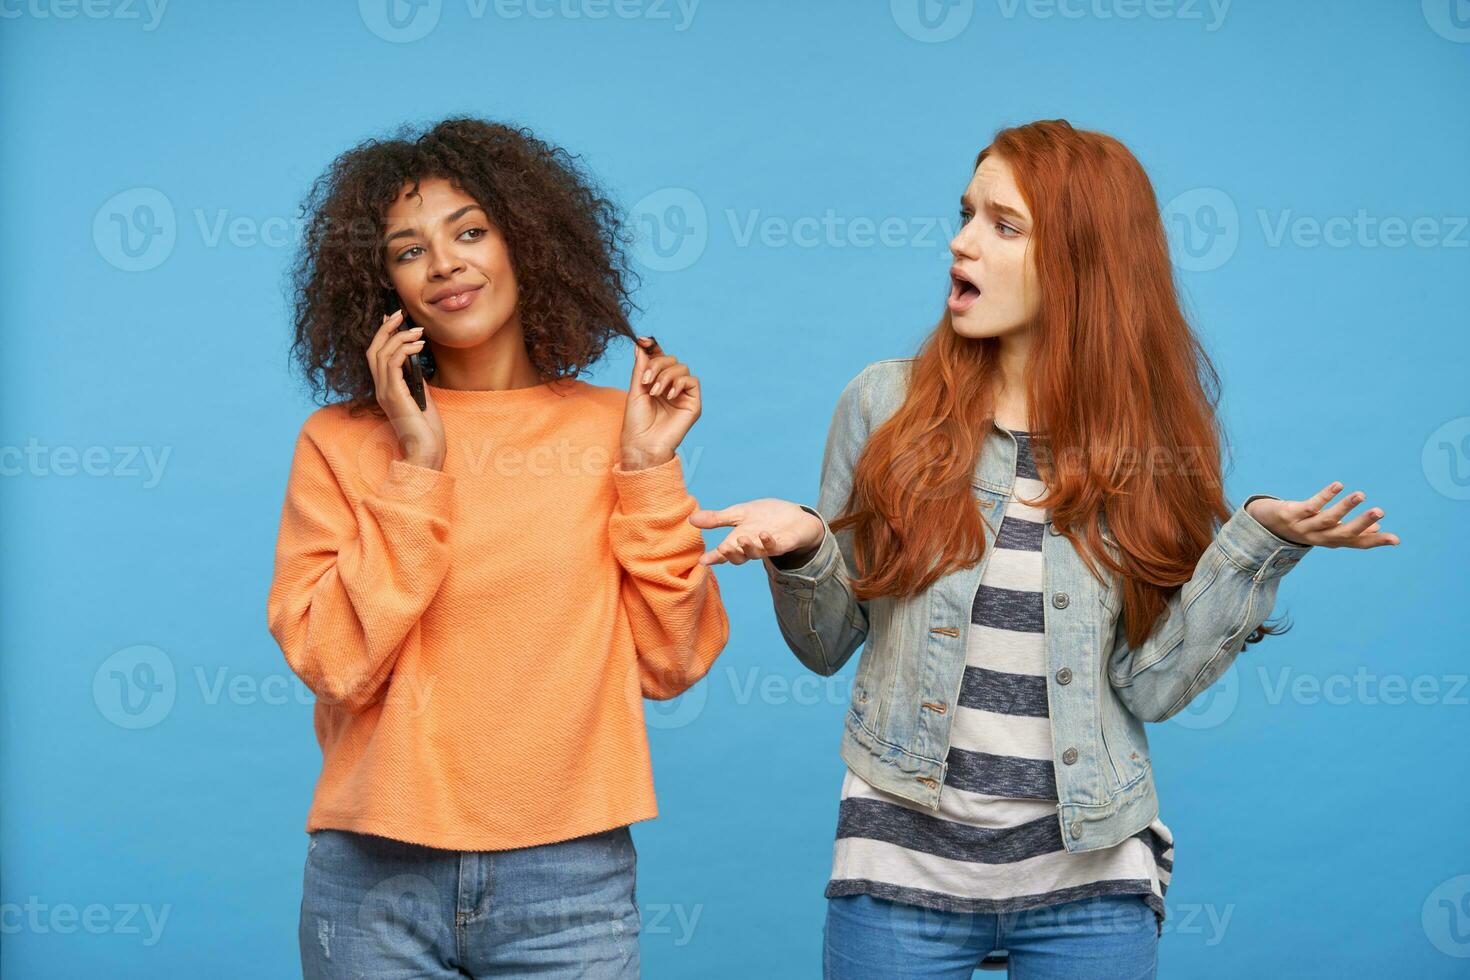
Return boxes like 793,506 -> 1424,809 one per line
826,429 -> 1174,927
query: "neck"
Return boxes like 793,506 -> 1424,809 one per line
427,313 -> 546,392
992,327 -> 1031,430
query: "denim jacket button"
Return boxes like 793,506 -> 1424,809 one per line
1055,668 -> 1072,685
1070,823 -> 1083,840
1062,747 -> 1078,765
1052,592 -> 1070,609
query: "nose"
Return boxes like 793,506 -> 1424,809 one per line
426,243 -> 466,280
949,221 -> 979,261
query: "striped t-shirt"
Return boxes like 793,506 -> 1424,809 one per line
826,429 -> 1174,930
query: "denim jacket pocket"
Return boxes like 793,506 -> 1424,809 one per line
1100,684 -> 1153,792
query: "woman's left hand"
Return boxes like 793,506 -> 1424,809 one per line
1246,481 -> 1401,549
619,336 -> 701,470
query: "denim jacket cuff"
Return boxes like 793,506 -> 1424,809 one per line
763,505 -> 840,588
1217,493 -> 1313,581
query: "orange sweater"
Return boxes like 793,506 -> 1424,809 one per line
266,378 -> 729,851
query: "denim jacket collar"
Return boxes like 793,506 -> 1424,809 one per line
976,423 -> 1117,542
973,421 -> 1020,496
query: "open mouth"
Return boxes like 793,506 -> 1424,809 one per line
948,270 -> 981,313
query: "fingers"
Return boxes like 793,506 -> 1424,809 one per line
688,507 -> 741,529
639,354 -> 679,387
1344,527 -> 1399,549
689,506 -> 780,566
629,336 -> 658,389
1295,484 -> 1362,534
388,333 -> 427,372
632,336 -> 653,373
711,532 -> 770,566
1304,481 -> 1342,511
648,363 -> 690,398
631,341 -> 699,406
661,374 -> 700,410
1339,503 -> 1399,548
1299,483 -> 1400,549
1336,501 -> 1381,535
369,310 -> 425,409
1312,489 -> 1378,540
368,308 -> 404,359
1293,481 -> 1339,521
378,325 -> 425,381
1322,488 -> 1367,522
692,508 -> 743,566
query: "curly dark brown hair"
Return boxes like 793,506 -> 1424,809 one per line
286,117 -> 640,415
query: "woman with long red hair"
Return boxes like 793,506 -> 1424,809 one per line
692,119 -> 1397,978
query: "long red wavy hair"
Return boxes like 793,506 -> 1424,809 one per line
832,119 -> 1281,649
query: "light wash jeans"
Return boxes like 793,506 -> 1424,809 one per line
824,892 -> 1157,979
299,825 -> 639,979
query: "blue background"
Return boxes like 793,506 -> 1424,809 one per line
3,1 -> 1467,976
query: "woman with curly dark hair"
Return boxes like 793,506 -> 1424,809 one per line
266,117 -> 729,978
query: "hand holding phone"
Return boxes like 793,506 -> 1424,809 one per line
386,295 -> 427,411
369,298 -> 445,470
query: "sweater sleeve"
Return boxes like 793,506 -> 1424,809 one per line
608,452 -> 731,700
266,421 -> 455,713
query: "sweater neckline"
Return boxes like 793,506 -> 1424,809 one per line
424,377 -> 581,410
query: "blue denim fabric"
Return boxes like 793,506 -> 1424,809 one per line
299,825 -> 639,979
764,358 -> 1313,853
824,892 -> 1157,980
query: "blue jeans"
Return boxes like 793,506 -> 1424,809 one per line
299,825 -> 640,979
824,892 -> 1158,979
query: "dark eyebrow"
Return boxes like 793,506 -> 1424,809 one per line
384,204 -> 486,244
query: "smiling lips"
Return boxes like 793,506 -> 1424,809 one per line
948,267 -> 981,313
430,283 -> 484,312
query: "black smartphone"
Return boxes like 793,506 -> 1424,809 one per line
384,293 -> 427,411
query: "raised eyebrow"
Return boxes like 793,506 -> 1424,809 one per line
384,204 -> 487,244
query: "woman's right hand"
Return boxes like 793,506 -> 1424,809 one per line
368,309 -> 445,470
688,498 -> 826,567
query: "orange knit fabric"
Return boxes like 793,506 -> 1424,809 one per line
266,378 -> 729,851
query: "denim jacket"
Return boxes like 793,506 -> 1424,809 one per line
762,358 -> 1313,853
